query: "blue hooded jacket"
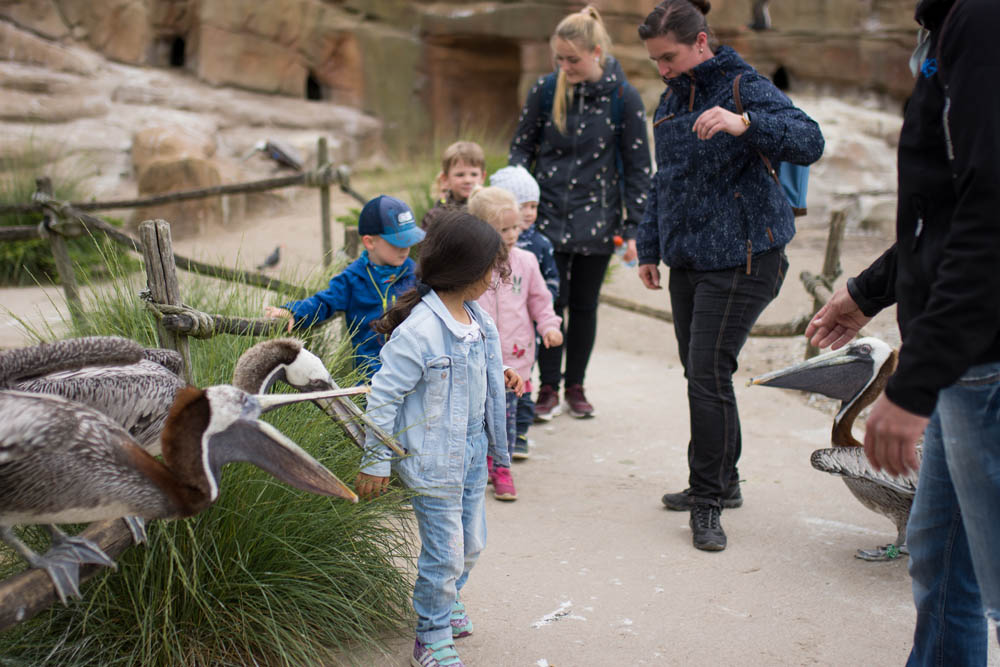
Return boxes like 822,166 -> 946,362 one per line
638,46 -> 824,272
282,252 -> 417,379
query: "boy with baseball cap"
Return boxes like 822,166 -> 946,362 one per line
264,194 -> 425,379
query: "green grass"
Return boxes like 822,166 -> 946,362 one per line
0,248 -> 416,666
0,138 -> 137,286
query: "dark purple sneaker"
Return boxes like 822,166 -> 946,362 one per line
564,384 -> 595,418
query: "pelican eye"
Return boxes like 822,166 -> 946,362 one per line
858,344 -> 872,355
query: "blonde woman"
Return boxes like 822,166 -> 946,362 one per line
508,5 -> 651,420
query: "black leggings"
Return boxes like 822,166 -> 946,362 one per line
538,252 -> 612,389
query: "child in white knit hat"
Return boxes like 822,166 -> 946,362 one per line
489,165 -> 560,459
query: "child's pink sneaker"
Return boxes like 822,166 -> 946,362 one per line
492,466 -> 517,501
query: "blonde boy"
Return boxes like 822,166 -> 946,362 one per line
420,141 -> 485,229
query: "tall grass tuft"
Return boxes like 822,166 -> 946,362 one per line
0,138 -> 135,286
0,245 -> 416,665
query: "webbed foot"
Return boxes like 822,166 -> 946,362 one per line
123,516 -> 147,544
855,543 -> 909,561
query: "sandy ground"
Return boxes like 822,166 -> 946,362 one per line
1,190 -> 997,666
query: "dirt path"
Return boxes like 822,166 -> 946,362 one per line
2,193 -> 997,666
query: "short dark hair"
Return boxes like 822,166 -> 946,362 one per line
638,0 -> 712,45
374,210 -> 509,335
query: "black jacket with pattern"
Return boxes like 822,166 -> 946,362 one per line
508,56 -> 652,256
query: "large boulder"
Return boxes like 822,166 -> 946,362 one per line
132,124 -> 222,237
133,156 -> 223,238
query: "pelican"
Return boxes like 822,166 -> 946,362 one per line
232,338 -> 404,456
750,337 -> 919,561
0,383 -> 364,603
3,338 -> 186,454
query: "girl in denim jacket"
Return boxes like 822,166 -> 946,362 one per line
355,210 -> 524,667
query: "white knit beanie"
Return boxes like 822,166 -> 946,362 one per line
489,165 -> 540,206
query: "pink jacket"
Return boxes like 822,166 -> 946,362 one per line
477,247 -> 562,382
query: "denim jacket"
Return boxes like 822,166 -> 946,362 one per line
361,291 -> 509,493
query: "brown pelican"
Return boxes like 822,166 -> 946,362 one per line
750,337 -> 919,561
0,383 -> 364,603
232,338 -> 404,456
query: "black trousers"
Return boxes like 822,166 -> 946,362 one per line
668,247 -> 788,504
538,252 -> 612,389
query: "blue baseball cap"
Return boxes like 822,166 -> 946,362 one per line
357,195 -> 425,248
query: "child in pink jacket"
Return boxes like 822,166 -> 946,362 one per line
469,187 -> 562,501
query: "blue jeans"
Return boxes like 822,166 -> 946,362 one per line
516,391 -> 535,440
410,430 -> 488,645
668,248 -> 788,503
906,361 -> 1000,666
502,390 -> 518,460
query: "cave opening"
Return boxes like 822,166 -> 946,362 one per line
772,65 -> 790,91
306,72 -> 324,100
169,37 -> 186,68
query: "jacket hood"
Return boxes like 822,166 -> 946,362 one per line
915,0 -> 955,29
573,55 -> 628,97
664,45 -> 751,100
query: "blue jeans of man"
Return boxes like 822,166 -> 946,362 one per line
410,430 -> 488,645
668,248 -> 788,503
906,361 -> 1000,666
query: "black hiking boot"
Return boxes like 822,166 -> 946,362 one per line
661,484 -> 742,511
690,504 -> 727,552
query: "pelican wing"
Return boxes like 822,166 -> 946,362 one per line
13,360 -> 184,452
810,447 -> 919,497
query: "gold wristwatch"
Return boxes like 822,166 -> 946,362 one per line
741,111 -> 751,128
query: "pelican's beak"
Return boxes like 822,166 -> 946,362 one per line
309,391 -> 407,458
748,347 -> 874,403
255,386 -> 369,412
210,419 -> 358,502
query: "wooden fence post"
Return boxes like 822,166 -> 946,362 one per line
804,208 -> 848,359
34,178 -> 85,331
317,137 -> 332,268
139,220 -> 192,382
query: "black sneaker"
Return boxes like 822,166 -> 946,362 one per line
661,484 -> 742,511
690,504 -> 727,551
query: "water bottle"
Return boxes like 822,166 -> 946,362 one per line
613,235 -> 637,268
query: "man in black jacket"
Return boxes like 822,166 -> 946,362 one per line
807,0 -> 1000,663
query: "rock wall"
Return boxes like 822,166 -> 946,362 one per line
1,0 -> 922,153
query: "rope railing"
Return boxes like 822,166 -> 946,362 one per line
0,160 -> 366,216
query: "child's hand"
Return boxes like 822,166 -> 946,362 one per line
542,329 -> 563,348
264,306 -> 294,333
504,368 -> 525,396
355,472 -> 390,501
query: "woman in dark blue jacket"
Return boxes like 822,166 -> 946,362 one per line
509,5 -> 652,421
636,0 -> 824,552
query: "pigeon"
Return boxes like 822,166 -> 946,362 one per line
257,245 -> 281,270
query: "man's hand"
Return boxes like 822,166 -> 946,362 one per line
638,263 -> 662,290
542,329 -> 563,349
504,368 -> 525,396
805,287 -> 871,350
355,472 -> 390,501
863,395 -> 928,477
264,305 -> 294,333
